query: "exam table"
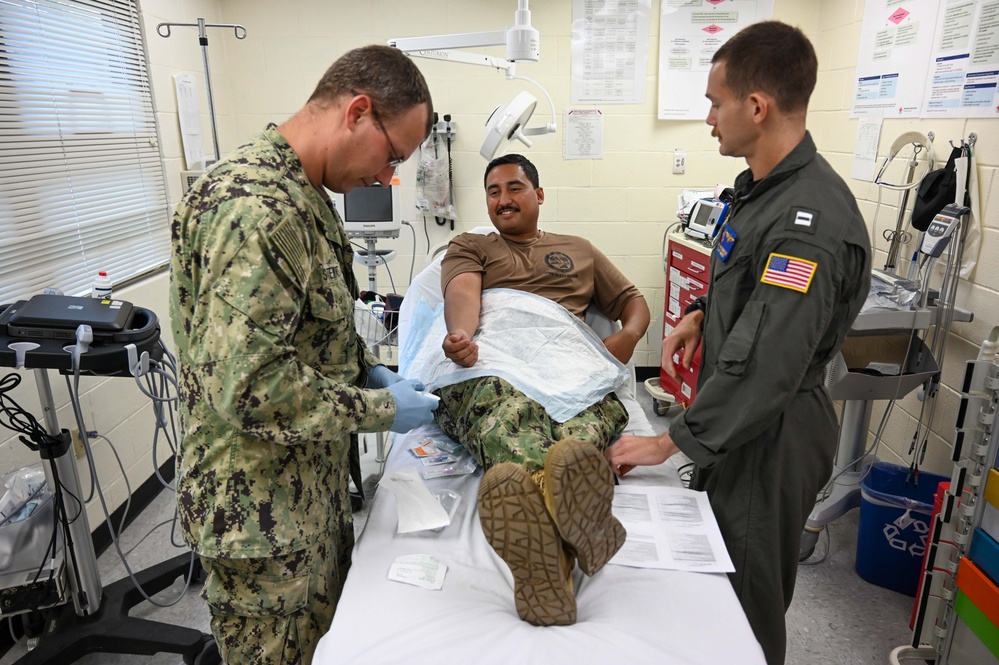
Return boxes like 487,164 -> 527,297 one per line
313,234 -> 766,664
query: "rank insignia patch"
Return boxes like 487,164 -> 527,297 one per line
785,207 -> 819,234
760,253 -> 817,293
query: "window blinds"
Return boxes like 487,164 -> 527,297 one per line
0,0 -> 169,304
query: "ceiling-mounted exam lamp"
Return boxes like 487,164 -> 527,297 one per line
388,0 -> 556,160
482,90 -> 553,160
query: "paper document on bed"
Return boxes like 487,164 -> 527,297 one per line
608,485 -> 734,573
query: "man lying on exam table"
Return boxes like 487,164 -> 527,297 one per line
404,153 -> 651,627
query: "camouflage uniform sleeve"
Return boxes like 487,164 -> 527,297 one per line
185,201 -> 395,445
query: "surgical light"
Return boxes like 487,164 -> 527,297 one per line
389,0 -> 556,160
481,91 -> 538,161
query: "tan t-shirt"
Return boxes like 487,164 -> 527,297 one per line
440,231 -> 642,320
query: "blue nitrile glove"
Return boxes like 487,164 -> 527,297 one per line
386,381 -> 439,433
367,364 -> 425,392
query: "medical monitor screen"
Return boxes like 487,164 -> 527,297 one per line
691,201 -> 714,228
340,184 -> 400,238
344,185 -> 393,223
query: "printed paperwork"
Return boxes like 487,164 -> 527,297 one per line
608,485 -> 734,573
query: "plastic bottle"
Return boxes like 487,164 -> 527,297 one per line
91,271 -> 112,300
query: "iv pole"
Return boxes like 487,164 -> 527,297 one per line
156,19 -> 247,162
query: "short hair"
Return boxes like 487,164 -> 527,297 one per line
308,45 -> 433,133
712,21 -> 817,113
484,153 -> 540,189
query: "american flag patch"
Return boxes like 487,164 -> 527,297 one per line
760,253 -> 817,293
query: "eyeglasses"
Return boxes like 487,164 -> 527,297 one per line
353,89 -> 405,168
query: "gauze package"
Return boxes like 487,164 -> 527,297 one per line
381,468 -> 452,533
401,288 -> 630,423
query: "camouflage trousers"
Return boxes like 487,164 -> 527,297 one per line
435,376 -> 628,476
200,530 -> 353,665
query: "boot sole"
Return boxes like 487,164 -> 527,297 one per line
478,463 -> 576,626
545,440 -> 626,576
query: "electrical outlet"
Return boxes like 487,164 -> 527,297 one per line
672,149 -> 686,175
70,428 -> 85,459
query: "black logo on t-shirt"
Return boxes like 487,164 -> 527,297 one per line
545,252 -> 574,273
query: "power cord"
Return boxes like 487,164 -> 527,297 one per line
799,526 -> 831,566
444,114 -> 455,231
402,220 -> 418,286
660,222 -> 683,275
350,240 -> 398,294
62,340 -> 194,609
0,372 -> 86,615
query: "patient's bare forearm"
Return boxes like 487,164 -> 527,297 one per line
443,272 -> 482,336
605,296 -> 651,363
619,296 -> 651,340
443,272 -> 483,367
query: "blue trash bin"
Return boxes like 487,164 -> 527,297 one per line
855,461 -> 948,596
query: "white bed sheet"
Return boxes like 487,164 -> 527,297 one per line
316,392 -> 765,664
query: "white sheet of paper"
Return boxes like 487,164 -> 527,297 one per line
852,117 -> 883,181
608,485 -> 734,573
850,0 -> 938,117
173,74 -> 204,170
571,0 -> 650,104
657,0 -> 775,120
381,468 -> 451,533
923,0 -> 999,118
387,554 -> 447,590
563,109 -> 604,160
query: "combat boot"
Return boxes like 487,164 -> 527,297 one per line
543,438 -> 626,575
478,463 -> 576,626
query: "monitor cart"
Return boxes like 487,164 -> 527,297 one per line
0,322 -> 219,664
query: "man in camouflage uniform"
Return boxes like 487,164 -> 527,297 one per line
438,154 -> 651,627
606,23 -> 871,665
169,45 -> 438,664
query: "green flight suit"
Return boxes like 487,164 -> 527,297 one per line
669,133 -> 871,665
170,124 -> 395,664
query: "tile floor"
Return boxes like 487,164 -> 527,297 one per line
1,396 -> 919,664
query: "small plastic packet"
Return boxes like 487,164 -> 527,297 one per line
430,489 -> 462,533
433,439 -> 463,455
420,454 -> 457,467
410,441 -> 441,458
419,453 -> 478,480
388,554 -> 447,589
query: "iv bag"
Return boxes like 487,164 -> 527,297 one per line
415,133 -> 456,222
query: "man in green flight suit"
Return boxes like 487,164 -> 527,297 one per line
170,45 -> 439,664
606,22 -> 871,665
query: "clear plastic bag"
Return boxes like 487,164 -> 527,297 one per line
415,134 -> 456,223
429,489 -> 462,532
0,464 -> 50,527
419,452 -> 478,480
